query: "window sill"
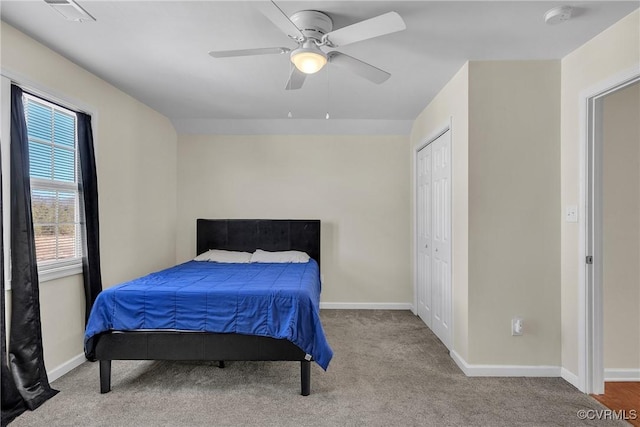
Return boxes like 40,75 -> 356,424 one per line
38,262 -> 83,283
3,261 -> 82,290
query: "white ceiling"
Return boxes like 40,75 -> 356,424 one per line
1,1 -> 638,134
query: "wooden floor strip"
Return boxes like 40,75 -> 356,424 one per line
592,382 -> 640,426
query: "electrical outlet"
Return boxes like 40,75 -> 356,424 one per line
512,317 -> 524,336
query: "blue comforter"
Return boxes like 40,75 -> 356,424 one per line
84,260 -> 332,370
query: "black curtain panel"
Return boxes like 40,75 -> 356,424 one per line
77,112 -> 102,323
1,140 -> 28,426
8,84 -> 58,411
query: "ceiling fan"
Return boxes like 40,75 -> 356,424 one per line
208,1 -> 406,90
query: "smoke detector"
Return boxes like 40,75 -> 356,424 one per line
544,6 -> 573,25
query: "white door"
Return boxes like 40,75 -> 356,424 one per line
416,130 -> 451,349
431,131 -> 451,348
416,144 -> 432,325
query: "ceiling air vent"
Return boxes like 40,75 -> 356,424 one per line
44,0 -> 96,22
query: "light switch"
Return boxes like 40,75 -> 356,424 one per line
565,205 -> 578,223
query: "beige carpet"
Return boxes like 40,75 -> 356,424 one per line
12,310 -> 620,426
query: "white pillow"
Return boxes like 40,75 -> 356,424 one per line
194,249 -> 252,263
250,249 -> 310,263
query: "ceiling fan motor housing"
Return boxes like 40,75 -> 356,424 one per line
289,10 -> 333,41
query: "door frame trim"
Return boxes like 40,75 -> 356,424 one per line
577,65 -> 639,394
413,118 -> 452,349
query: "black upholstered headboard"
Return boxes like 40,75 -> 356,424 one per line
196,219 -> 321,268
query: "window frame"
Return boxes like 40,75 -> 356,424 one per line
22,92 -> 84,282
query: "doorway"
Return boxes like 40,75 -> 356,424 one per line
601,81 -> 640,382
580,68 -> 640,394
415,127 -> 452,349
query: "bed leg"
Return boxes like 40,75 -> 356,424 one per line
300,360 -> 311,396
218,361 -> 225,369
100,360 -> 111,394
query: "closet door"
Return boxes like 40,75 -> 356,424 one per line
416,130 -> 451,349
416,144 -> 432,326
431,130 -> 451,348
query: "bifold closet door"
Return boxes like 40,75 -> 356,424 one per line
430,131 -> 451,348
416,143 -> 432,326
416,130 -> 451,349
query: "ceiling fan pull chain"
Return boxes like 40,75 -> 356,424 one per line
326,62 -> 331,120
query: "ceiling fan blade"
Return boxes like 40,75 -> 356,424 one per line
328,52 -> 391,84
209,47 -> 290,58
258,1 -> 304,41
285,67 -> 306,90
323,12 -> 406,47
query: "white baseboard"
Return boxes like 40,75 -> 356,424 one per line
561,367 -> 581,390
48,353 -> 86,383
319,302 -> 413,310
605,368 -> 640,381
450,350 -> 561,377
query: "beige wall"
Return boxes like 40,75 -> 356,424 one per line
467,61 -> 561,365
176,134 -> 411,304
39,275 -> 85,370
410,63 -> 469,360
410,60 -> 562,366
1,22 -> 178,372
561,10 -> 640,375
602,82 -> 640,370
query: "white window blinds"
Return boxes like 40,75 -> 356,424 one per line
23,93 -> 83,270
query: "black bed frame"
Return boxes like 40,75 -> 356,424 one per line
94,219 -> 321,396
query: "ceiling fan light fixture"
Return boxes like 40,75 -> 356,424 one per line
291,43 -> 327,74
209,4 -> 406,89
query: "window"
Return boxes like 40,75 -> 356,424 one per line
23,93 -> 83,276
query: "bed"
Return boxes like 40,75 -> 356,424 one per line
84,219 -> 331,396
